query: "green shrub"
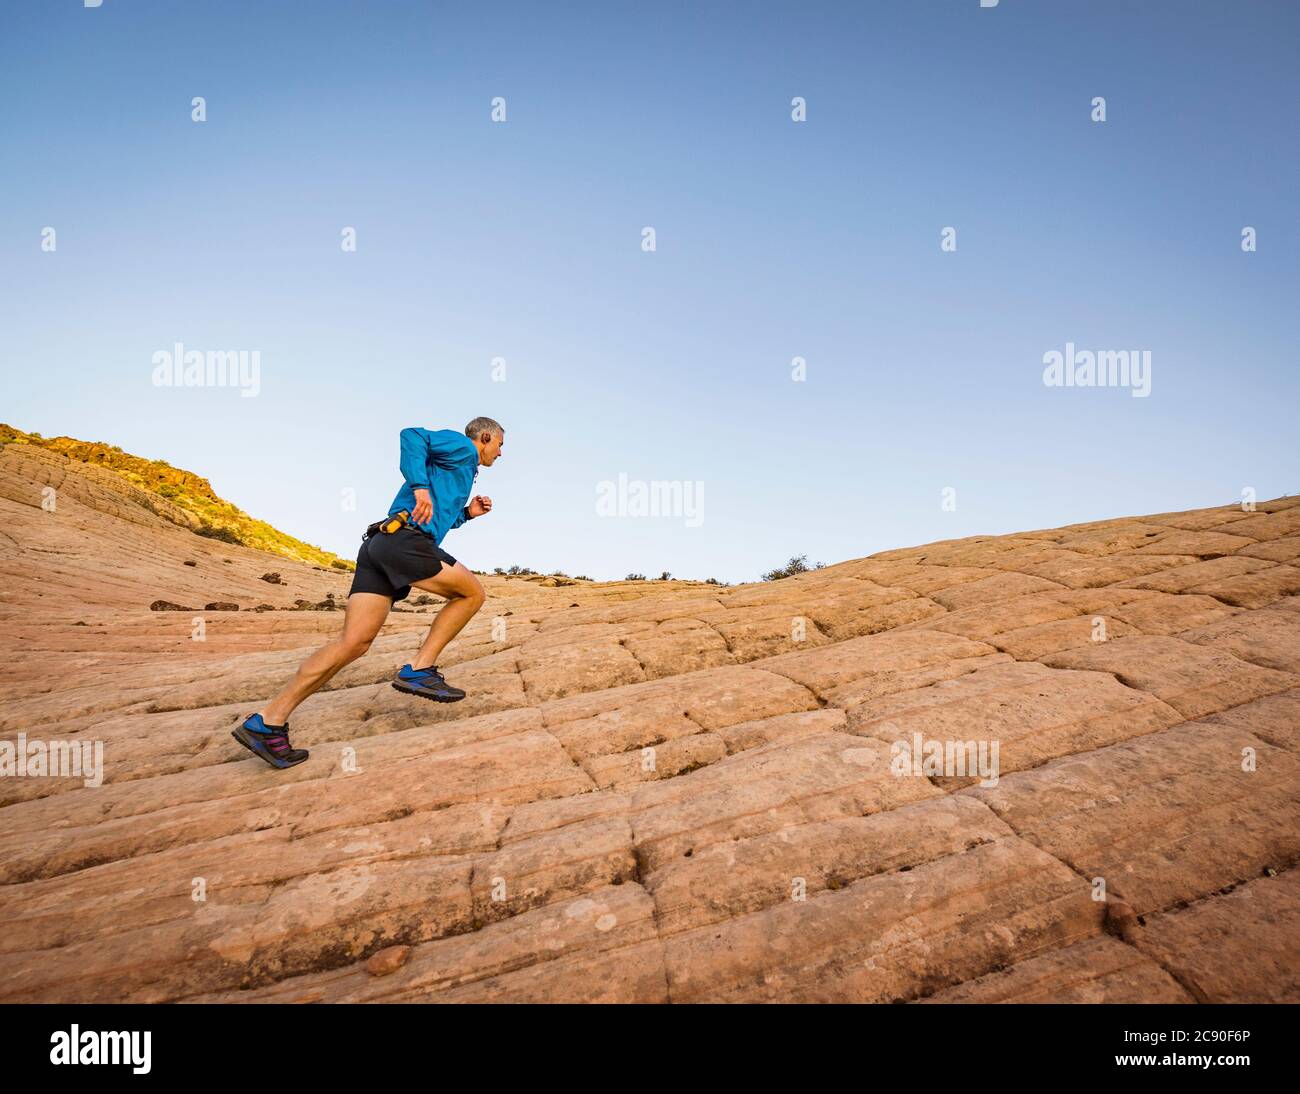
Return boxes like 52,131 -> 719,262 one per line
761,554 -> 825,581
196,523 -> 243,545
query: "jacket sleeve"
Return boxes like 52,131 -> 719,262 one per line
450,505 -> 472,530
399,428 -> 468,488
398,428 -> 432,489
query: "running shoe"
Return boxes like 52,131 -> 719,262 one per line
231,713 -> 310,769
391,663 -> 466,702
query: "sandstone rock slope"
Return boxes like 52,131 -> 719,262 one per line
1,441 -> 1297,1003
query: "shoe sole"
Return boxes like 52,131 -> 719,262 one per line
231,725 -> 308,769
391,680 -> 466,703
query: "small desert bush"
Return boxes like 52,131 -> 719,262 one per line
196,523 -> 243,546
761,554 -> 825,581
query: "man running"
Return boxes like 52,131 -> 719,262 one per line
231,416 -> 505,769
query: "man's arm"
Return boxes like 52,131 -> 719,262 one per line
401,428 -> 463,524
449,496 -> 492,531
398,428 -> 433,490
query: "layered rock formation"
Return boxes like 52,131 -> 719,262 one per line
1,439 -> 1297,1002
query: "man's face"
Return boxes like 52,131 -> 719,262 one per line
479,431 -> 504,466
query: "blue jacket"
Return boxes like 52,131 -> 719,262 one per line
389,427 -> 478,544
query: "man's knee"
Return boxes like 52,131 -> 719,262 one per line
455,574 -> 486,611
413,564 -> 483,608
340,634 -> 374,660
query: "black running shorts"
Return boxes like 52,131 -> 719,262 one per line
348,525 -> 458,603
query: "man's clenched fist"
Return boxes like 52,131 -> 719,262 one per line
468,495 -> 493,518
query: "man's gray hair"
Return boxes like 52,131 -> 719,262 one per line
464,416 -> 504,439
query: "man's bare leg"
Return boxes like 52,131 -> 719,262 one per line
406,562 -> 486,669
260,592 -> 392,725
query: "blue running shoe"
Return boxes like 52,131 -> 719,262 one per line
392,663 -> 466,703
231,713 -> 309,769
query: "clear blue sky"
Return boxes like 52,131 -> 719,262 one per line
2,1 -> 1296,582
